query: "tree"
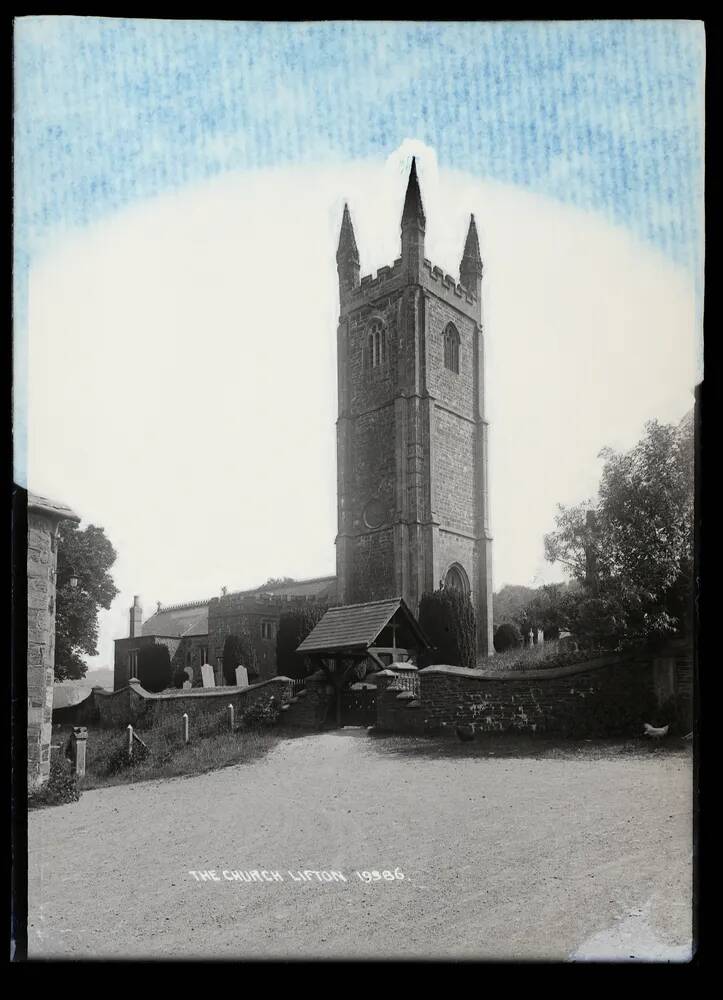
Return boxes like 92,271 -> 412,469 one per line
54,522 -> 119,680
138,643 -> 172,693
493,622 -> 522,653
222,630 -> 258,685
256,576 -> 296,591
493,584 -> 537,628
518,583 -> 574,641
418,588 -> 477,668
544,418 -> 694,649
276,605 -> 328,679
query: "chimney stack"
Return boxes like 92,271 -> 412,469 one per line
129,595 -> 143,638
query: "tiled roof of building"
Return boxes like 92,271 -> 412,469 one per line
139,576 -> 338,638
28,491 -> 80,522
142,603 -> 209,638
249,575 -> 337,600
296,598 -> 429,654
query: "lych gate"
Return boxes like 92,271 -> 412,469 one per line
296,598 -> 431,728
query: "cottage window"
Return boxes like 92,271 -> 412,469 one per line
261,621 -> 275,641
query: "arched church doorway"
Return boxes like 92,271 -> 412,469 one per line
444,563 -> 470,595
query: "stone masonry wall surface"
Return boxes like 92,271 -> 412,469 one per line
375,648 -> 694,738
27,511 -> 58,789
93,678 -> 293,729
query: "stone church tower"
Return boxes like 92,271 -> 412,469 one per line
335,159 -> 494,656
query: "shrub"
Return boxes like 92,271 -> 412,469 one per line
138,644 -> 172,692
418,589 -> 476,668
276,605 -> 328,679
241,698 -> 281,729
222,631 -> 258,686
172,666 -> 188,689
105,739 -> 150,775
28,755 -> 80,808
494,622 -> 522,653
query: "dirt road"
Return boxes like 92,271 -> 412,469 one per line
28,730 -> 693,960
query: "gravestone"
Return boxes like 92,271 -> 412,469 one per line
235,665 -> 249,688
201,663 -> 216,688
183,680 -> 192,690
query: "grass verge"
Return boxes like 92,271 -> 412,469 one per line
49,720 -> 285,792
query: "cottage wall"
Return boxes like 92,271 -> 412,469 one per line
27,497 -> 79,791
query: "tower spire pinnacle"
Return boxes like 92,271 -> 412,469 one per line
336,203 -> 359,263
460,213 -> 483,295
401,156 -> 426,230
336,202 -> 360,298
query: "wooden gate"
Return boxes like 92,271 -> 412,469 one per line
339,687 -> 377,727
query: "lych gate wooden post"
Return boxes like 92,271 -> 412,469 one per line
335,656 -> 342,728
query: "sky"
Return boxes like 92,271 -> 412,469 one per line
14,19 -> 705,668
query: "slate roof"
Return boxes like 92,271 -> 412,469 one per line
139,576 -> 337,638
249,575 -> 337,600
142,603 -> 209,638
28,492 -> 80,522
296,598 -> 430,654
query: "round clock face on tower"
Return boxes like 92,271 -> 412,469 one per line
362,498 -> 387,530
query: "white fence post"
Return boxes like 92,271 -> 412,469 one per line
71,727 -> 87,778
228,704 -> 234,730
127,724 -> 133,757
183,713 -> 189,744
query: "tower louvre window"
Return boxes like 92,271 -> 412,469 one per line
443,323 -> 460,373
366,320 -> 387,370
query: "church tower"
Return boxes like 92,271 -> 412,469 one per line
335,159 -> 494,657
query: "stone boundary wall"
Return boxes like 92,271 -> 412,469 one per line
377,681 -> 425,734
89,677 -> 293,729
376,644 -> 694,737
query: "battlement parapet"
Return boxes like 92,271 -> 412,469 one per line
422,259 -> 477,306
349,258 -> 403,301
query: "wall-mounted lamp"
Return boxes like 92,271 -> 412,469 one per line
69,569 -> 79,589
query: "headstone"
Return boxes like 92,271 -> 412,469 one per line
235,665 -> 249,688
201,663 -> 216,688
183,680 -> 192,690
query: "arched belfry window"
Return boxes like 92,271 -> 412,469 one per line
443,323 -> 460,374
366,320 -> 387,370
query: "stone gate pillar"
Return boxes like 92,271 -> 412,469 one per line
27,492 -> 79,792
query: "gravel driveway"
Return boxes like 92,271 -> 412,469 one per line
28,730 -> 693,960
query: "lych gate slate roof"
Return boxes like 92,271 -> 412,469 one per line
296,598 -> 430,654
142,602 -> 209,638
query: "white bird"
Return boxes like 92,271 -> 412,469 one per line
643,723 -> 669,740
